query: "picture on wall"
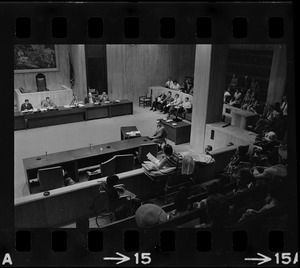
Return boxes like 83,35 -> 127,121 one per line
14,44 -> 59,73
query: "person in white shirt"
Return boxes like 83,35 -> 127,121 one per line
164,93 -> 182,114
170,80 -> 181,91
175,96 -> 192,117
165,77 -> 174,89
84,92 -> 97,104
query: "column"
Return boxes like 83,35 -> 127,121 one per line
190,45 -> 228,153
267,45 -> 287,104
70,45 -> 87,101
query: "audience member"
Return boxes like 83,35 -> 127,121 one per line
175,97 -> 192,118
196,193 -> 229,229
165,93 -> 182,115
184,78 -> 193,94
165,77 -> 174,89
170,80 -> 181,91
241,87 -> 256,111
169,186 -> 190,219
238,179 -> 286,223
41,97 -> 57,109
205,145 -> 213,157
160,91 -> 174,112
156,144 -> 183,170
21,99 -> 34,111
254,104 -> 280,134
223,145 -> 249,178
149,121 -> 168,146
135,203 -> 168,228
229,88 -> 243,107
224,89 -> 232,104
150,90 -> 166,111
251,153 -> 287,186
229,73 -> 238,90
84,92 -> 97,104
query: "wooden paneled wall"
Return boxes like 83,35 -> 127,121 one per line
106,45 -> 195,103
14,45 -> 71,105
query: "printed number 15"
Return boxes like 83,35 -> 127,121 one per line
275,252 -> 298,265
134,253 -> 151,265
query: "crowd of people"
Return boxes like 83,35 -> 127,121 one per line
20,91 -> 110,112
165,76 -> 194,94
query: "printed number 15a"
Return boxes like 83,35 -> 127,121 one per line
134,253 -> 151,265
275,252 -> 298,265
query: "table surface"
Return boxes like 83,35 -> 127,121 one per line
159,119 -> 191,129
23,136 -> 151,171
14,99 -> 132,117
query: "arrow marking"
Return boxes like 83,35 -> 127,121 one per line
245,252 -> 272,265
104,252 -> 130,265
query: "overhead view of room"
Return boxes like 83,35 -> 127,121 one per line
14,44 -> 293,232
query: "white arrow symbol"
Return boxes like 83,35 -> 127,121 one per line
104,252 -> 130,265
245,252 -> 272,265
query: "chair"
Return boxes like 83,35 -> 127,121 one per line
37,166 -> 64,191
115,154 -> 135,173
36,73 -> 48,92
137,143 -> 158,164
101,157 -> 116,177
139,92 -> 152,108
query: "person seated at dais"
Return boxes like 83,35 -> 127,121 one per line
99,91 -> 109,102
229,88 -> 243,107
41,97 -> 57,109
21,99 -> 34,111
84,92 -> 97,104
70,94 -> 82,106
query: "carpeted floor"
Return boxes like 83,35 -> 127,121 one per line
14,105 -> 192,199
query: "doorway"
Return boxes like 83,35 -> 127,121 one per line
85,45 -> 108,96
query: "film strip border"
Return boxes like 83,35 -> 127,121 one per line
0,228 -> 298,266
0,1 -> 297,266
0,2 -> 293,43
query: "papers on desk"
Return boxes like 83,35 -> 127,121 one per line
142,161 -> 158,171
104,101 -> 110,104
40,108 -> 47,112
166,119 -> 173,123
78,103 -> 85,107
64,105 -> 71,108
115,100 -> 120,103
172,123 -> 177,126
125,131 -> 141,137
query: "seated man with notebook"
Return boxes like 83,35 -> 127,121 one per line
149,121 -> 168,146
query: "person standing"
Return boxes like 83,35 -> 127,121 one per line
21,99 -> 33,111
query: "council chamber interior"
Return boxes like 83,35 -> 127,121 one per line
14,44 -> 295,232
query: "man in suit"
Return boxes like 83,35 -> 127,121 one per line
21,99 -> 33,111
41,97 -> 57,109
149,121 -> 168,146
84,92 -> 97,104
160,91 -> 174,112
